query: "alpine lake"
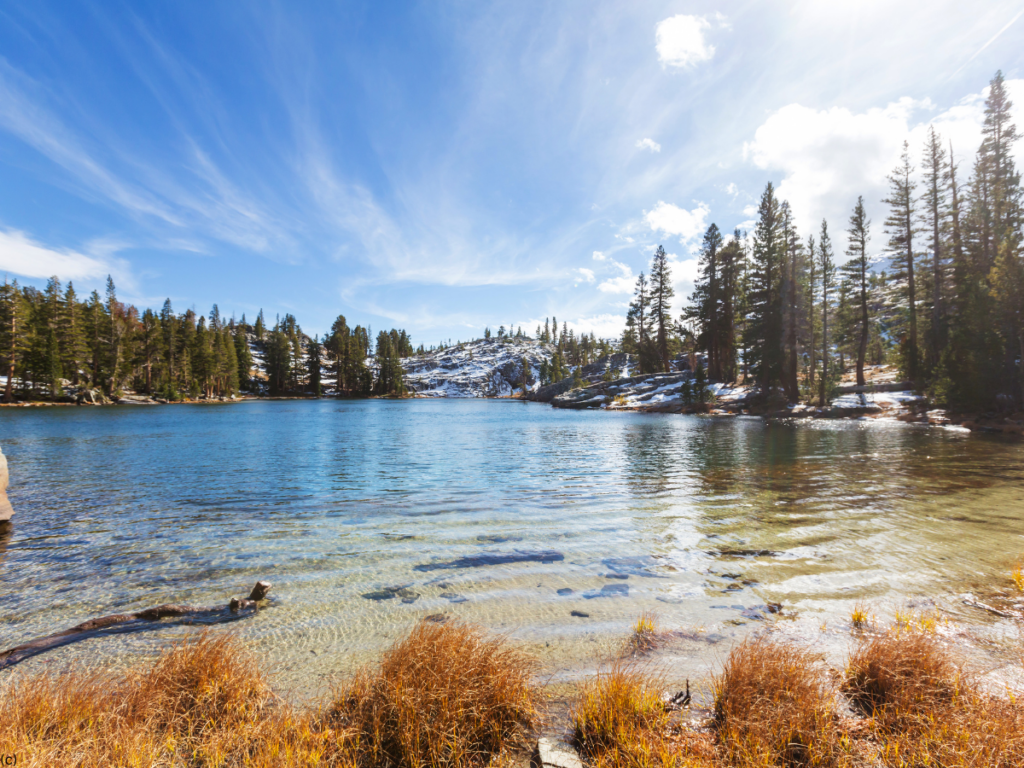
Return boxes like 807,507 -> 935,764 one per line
1,399 -> 1023,698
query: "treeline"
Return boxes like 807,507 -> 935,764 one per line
0,277 -> 413,401
533,316 -> 614,385
677,70 -> 1023,411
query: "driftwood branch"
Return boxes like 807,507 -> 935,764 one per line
0,580 -> 272,671
961,595 -> 1019,619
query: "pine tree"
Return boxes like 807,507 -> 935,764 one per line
234,320 -> 253,392
649,245 -> 675,372
629,272 -> 654,374
719,229 -> 743,382
308,335 -> 322,397
104,276 -> 126,395
780,202 -> 803,402
842,196 -> 872,386
979,71 -> 1023,405
60,282 -> 87,385
805,235 -> 818,393
139,308 -> 160,393
920,126 -> 951,370
0,279 -> 22,402
818,220 -> 837,406
743,182 -> 785,398
884,141 -> 920,382
688,224 -> 723,379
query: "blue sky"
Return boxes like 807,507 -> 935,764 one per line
1,1 -> 1023,345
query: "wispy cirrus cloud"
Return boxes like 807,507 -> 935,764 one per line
0,228 -> 132,287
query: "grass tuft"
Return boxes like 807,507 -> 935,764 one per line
842,627 -> 1024,766
625,611 -> 662,655
1012,561 -> 1024,591
329,619 -> 539,768
571,663 -> 715,768
849,602 -> 869,630
713,637 -> 850,767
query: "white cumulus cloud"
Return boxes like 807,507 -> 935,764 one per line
598,276 -> 635,294
566,313 -> 626,340
656,15 -> 716,69
592,250 -> 606,261
636,138 -> 662,153
576,267 -> 595,283
597,260 -> 636,294
644,201 -> 710,244
742,80 -> 1024,242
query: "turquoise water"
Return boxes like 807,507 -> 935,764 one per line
1,400 -> 1023,690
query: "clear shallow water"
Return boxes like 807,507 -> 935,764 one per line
1,400 -> 1023,693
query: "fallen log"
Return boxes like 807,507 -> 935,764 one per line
961,594 -> 1018,619
0,580 -> 271,671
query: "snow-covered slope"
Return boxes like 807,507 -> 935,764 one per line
401,338 -> 555,397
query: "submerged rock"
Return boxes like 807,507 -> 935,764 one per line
583,583 -> 629,599
414,549 -> 564,571
0,446 -> 11,521
361,585 -> 420,602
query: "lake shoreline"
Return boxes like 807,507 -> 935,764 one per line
4,393 -> 1018,438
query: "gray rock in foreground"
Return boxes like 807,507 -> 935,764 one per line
0,446 -> 12,521
536,738 -> 583,768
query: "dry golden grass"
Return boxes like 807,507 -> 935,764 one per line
843,627 -> 1024,767
1012,560 -> 1024,591
712,637 -> 851,768
624,611 -> 662,656
570,663 -> 716,768
0,631 -> 347,768
848,603 -> 869,630
0,621 -> 538,768
329,619 -> 539,768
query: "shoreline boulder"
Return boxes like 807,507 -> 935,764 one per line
0,446 -> 12,521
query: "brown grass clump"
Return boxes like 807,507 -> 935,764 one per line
0,621 -> 539,767
713,637 -> 850,768
329,619 -> 539,768
842,628 -> 960,719
571,663 -> 716,768
0,631 -> 344,767
842,628 -> 1024,767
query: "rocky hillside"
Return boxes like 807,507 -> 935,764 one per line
401,338 -> 556,397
